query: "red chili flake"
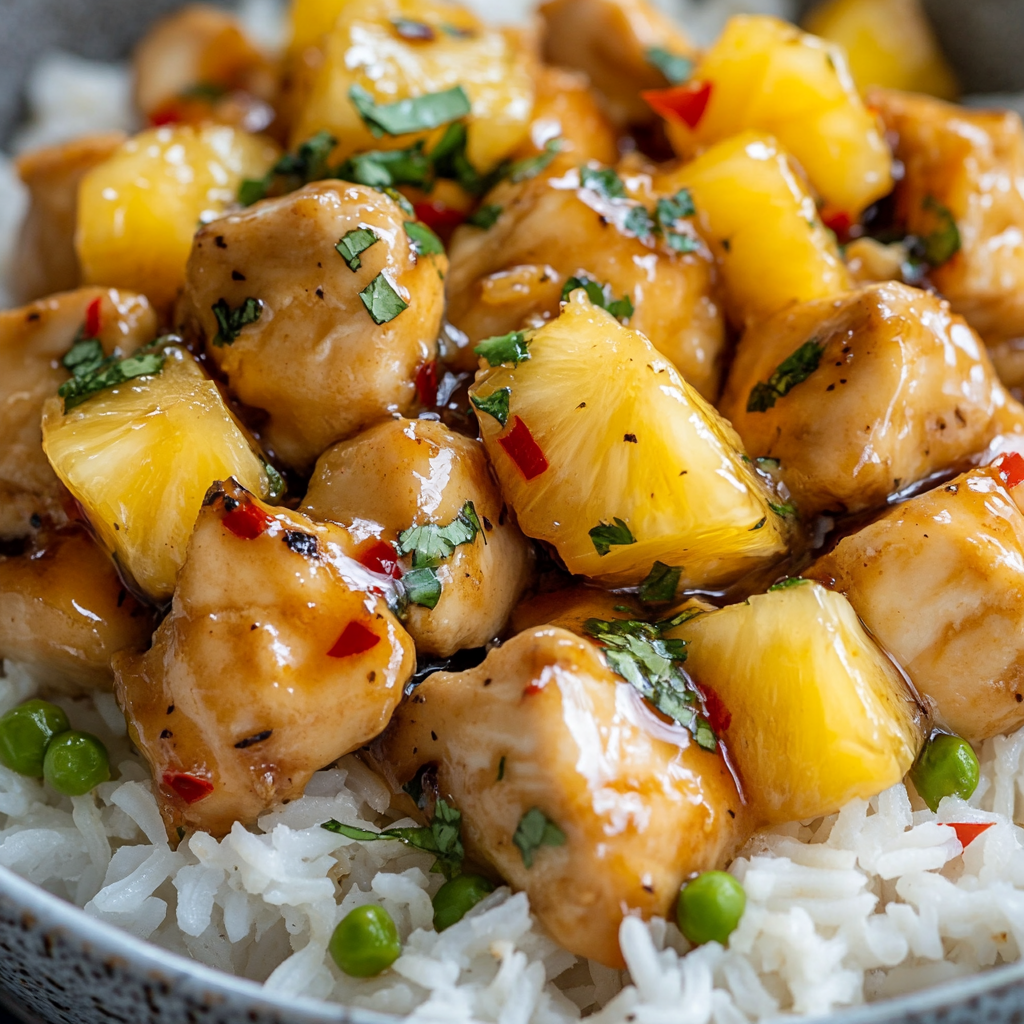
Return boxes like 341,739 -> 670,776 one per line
163,772 -> 214,804
998,452 -> 1024,489
498,416 -> 549,481
695,682 -> 732,734
641,80 -> 713,129
150,103 -> 184,127
328,620 -> 381,658
413,201 -> 466,236
821,209 -> 852,238
359,540 -> 403,579
950,821 -> 994,848
223,502 -> 274,540
415,360 -> 439,406
84,297 -> 102,338
523,680 -> 546,696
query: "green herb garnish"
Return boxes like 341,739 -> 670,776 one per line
397,501 -> 481,568
623,203 -> 657,240
767,577 -> 810,591
638,561 -> 682,603
402,567 -> 443,609
645,47 -> 693,84
336,143 -> 434,189
768,501 -> 796,518
336,227 -> 379,271
59,346 -> 167,413
263,461 -> 286,501
405,220 -> 445,256
211,297 -> 263,346
349,83 -> 471,137
580,165 -> 626,199
561,275 -> 634,320
920,195 -> 961,268
62,338 -> 105,378
467,204 -> 502,229
474,330 -> 530,367
359,273 -> 408,324
504,138 -> 563,183
471,387 -> 510,427
513,807 -> 566,868
656,189 -> 699,252
747,339 -> 823,413
238,131 -> 337,206
589,517 -> 636,556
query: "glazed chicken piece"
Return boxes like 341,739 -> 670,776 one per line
719,282 -> 1024,517
445,164 -> 726,398
509,584 -> 644,636
870,88 -> 1024,384
808,464 -> 1024,743
180,181 -> 446,470
538,0 -> 696,126
0,287 -> 157,540
113,480 -> 415,839
302,418 -> 534,657
12,133 -> 127,304
374,625 -> 748,967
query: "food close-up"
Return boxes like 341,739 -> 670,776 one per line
4,0 -> 1024,1022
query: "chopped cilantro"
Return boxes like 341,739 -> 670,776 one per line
471,387 -> 510,427
561,275 -> 633,320
405,220 -> 445,256
505,138 -> 563,183
657,607 -> 705,630
59,344 -> 167,413
359,273 -> 408,324
349,83 -> 471,137
656,188 -> 696,223
62,338 -> 105,379
749,516 -> 767,531
380,186 -> 415,216
589,517 -> 636,556
397,501 -> 481,568
429,122 -> 484,194
402,566 -> 443,609
580,165 -> 626,199
920,195 -> 961,268
645,47 -> 693,84
768,501 -> 796,518
623,203 -> 657,240
474,330 -> 530,367
263,460 -> 286,501
180,81 -> 228,101
639,561 -> 682,603
211,297 -> 263,346
467,204 -> 502,229
336,227 -> 379,271
747,339 -> 823,412
336,144 -> 433,189
767,577 -> 810,591
238,131 -> 337,206
513,807 -> 566,868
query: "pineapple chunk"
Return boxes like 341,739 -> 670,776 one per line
41,342 -> 270,603
659,15 -> 892,218
804,0 -> 957,98
468,290 -> 788,590
666,581 -> 926,825
290,0 -> 535,173
76,125 -> 279,311
114,480 -> 415,838
656,132 -> 850,329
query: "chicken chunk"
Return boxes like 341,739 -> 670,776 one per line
446,165 -> 726,398
302,419 -> 534,657
0,287 -> 157,540
181,181 -> 446,470
12,133 -> 126,304
538,0 -> 696,126
808,465 -> 1024,742
374,626 -> 748,967
113,480 -> 415,839
719,282 -> 1024,517
870,89 -> 1024,355
0,528 -> 154,695
509,584 -> 643,636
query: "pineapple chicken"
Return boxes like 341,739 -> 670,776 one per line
654,15 -> 892,219
12,133 -> 126,304
808,464 -> 1024,742
538,0 -> 697,126
40,341 -> 271,603
445,161 -> 727,398
114,480 -> 415,839
289,0 -> 535,174
181,181 -> 445,470
0,287 -> 157,540
468,290 -> 788,590
76,124 -> 279,311
374,625 -> 749,967
301,418 -> 534,656
655,132 -> 850,330
665,581 -> 926,825
719,282 -> 1024,518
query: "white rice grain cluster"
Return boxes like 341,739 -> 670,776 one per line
2,664 -> 1024,1024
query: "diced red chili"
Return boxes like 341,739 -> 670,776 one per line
163,772 -> 214,804
84,297 -> 102,339
641,80 -> 713,129
999,452 -> 1024,489
950,821 -> 994,848
413,202 -> 466,235
695,682 -> 732,734
821,209 -> 852,238
523,680 -> 547,696
328,620 -> 381,658
223,502 -> 274,540
359,540 -> 403,579
415,360 -> 439,406
150,103 -> 184,127
498,416 -> 549,481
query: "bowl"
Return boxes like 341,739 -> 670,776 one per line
3,1 -> 1024,1022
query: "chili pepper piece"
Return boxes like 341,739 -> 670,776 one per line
498,416 -> 549,481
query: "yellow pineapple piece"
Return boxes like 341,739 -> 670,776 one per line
288,0 -> 349,54
76,125 -> 279,311
468,290 -> 788,590
657,132 -> 850,328
659,15 -> 892,217
41,342 -> 270,603
666,580 -> 926,825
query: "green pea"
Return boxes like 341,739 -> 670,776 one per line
676,870 -> 746,946
328,904 -> 401,977
432,874 -> 495,932
0,700 -> 70,777
42,731 -> 110,796
909,733 -> 980,812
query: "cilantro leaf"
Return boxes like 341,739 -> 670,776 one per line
639,561 -> 682,603
429,121 -> 485,194
768,501 -> 796,518
359,273 -> 408,324
397,501 -> 481,568
589,517 -> 636,556
580,165 -> 626,199
336,227 -> 379,271
405,220 -> 445,256
263,460 -> 286,501
211,297 -> 263,346
561,275 -> 634,320
59,346 -> 167,413
238,131 -> 337,206
349,83 -> 471,137
920,195 -> 961,268
623,203 -> 657,240
402,566 -> 443,609
645,47 -> 693,84
336,144 -> 433,189
468,204 -> 502,229
656,189 -> 696,223
513,807 -> 566,868
474,330 -> 530,367
747,339 -> 823,412
768,577 -> 810,591
471,387 -> 510,426
62,338 -> 106,379
504,138 -> 563,184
